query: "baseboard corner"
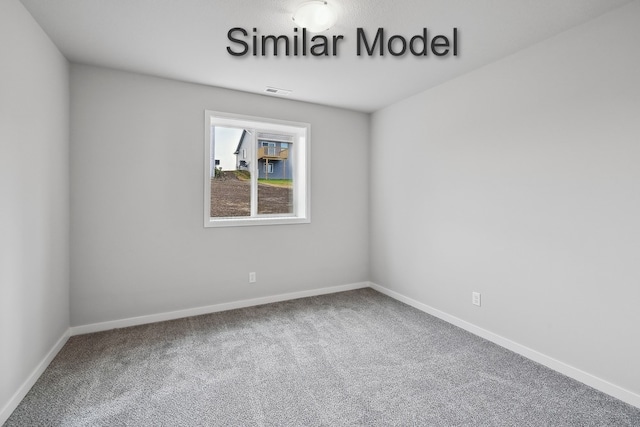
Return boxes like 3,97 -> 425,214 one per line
0,328 -> 70,425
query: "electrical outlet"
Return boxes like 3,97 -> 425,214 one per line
472,292 -> 481,307
249,272 -> 256,283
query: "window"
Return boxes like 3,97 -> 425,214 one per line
204,110 -> 310,227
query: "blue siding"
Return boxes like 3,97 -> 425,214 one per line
258,157 -> 292,179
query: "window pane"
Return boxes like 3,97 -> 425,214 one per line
257,138 -> 293,215
205,111 -> 309,228
210,127 -> 251,217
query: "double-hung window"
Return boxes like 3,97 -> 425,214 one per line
204,110 -> 310,227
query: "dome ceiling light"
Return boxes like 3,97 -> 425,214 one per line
292,1 -> 337,33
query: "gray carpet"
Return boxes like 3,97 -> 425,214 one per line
5,288 -> 640,426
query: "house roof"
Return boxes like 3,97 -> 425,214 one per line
233,130 -> 248,155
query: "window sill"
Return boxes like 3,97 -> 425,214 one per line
205,216 -> 310,228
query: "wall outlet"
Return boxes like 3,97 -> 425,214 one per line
472,292 -> 481,307
249,272 -> 256,283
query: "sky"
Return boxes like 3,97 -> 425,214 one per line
214,126 -> 243,171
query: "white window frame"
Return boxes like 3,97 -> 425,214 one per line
204,110 -> 311,228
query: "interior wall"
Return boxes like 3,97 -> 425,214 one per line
370,1 -> 640,396
69,64 -> 369,326
0,0 -> 70,417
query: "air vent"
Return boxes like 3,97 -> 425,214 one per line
265,86 -> 292,96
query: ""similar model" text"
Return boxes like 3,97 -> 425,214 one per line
227,27 -> 459,57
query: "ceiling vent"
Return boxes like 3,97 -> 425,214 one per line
265,86 -> 292,96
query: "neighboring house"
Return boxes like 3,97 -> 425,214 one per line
234,130 -> 252,173
234,130 -> 293,180
209,159 -> 220,177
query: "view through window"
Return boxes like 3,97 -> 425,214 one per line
204,111 -> 310,227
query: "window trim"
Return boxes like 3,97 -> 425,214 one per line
204,110 -> 311,228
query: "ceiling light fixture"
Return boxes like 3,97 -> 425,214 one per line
292,1 -> 337,33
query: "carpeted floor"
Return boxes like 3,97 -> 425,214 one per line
5,288 -> 640,426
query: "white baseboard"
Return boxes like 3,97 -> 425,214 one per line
368,281 -> 640,409
7,280 -> 636,425
0,329 -> 70,425
2,282 -> 368,423
70,281 -> 370,336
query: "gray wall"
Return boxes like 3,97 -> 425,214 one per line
370,2 -> 640,395
70,65 -> 369,326
0,0 -> 70,415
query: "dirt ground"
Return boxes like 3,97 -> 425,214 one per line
210,171 -> 292,217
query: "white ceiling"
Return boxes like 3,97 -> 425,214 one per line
20,0 -> 632,112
